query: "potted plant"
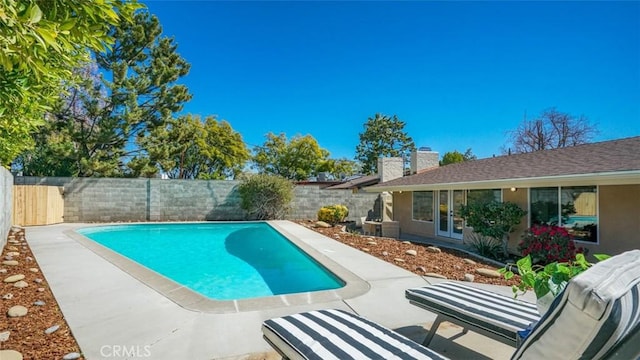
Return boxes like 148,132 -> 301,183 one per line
500,253 -> 610,314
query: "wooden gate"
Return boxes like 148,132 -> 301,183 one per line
12,186 -> 64,226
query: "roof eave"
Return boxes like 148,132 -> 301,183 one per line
363,170 -> 640,192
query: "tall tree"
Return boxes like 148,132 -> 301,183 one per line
441,148 -> 477,165
0,0 -> 140,167
130,115 -> 250,179
15,10 -> 192,176
316,158 -> 360,180
355,113 -> 415,174
504,108 -> 598,154
252,133 -> 330,181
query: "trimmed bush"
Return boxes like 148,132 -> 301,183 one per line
317,204 -> 349,225
517,224 -> 584,265
238,174 -> 293,220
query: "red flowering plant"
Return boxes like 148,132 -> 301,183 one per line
517,224 -> 584,265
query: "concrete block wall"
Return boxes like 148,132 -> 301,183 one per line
0,167 -> 12,249
14,177 -> 379,223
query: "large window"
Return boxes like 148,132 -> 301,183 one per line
413,191 -> 434,222
467,189 -> 501,205
530,186 -> 598,242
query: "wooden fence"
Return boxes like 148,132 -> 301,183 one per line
12,186 -> 64,226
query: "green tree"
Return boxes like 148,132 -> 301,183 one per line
460,201 -> 527,258
15,10 -> 192,176
252,133 -> 330,181
316,158 -> 360,180
238,174 -> 294,220
440,148 -> 477,165
355,113 -> 415,175
131,115 -> 250,179
0,0 -> 140,167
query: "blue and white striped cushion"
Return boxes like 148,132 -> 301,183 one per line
262,309 -> 449,360
512,250 -> 640,360
405,282 -> 540,343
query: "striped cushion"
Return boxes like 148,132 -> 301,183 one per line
405,282 -> 540,343
512,250 -> 640,360
262,309 -> 449,360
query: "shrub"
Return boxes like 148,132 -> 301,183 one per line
317,204 -> 349,225
518,224 -> 583,265
466,233 -> 503,260
237,174 -> 293,220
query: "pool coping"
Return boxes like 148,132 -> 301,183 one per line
65,221 -> 371,313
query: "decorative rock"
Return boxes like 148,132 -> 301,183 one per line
0,269 -> 6,273
361,248 -> 370,252
6,246 -> 18,251
28,268 -> 39,273
0,350 -> 23,360
2,293 -> 13,300
2,260 -> 18,266
3,274 -> 25,283
475,268 -> 502,278
426,246 -> 442,253
37,287 -> 45,292
402,241 -> 411,245
366,241 -> 377,245
454,265 -> 462,270
405,249 -> 418,256
26,257 -> 33,262
314,221 -> 331,228
6,252 -> 19,257
45,325 -> 60,335
424,272 -> 447,279
416,266 -> 427,272
463,258 -> 477,265
33,300 -> 46,306
13,281 -> 28,288
7,305 -> 28,317
63,352 -> 82,360
464,274 -> 475,282
34,278 -> 43,284
3,256 -> 13,261
394,258 -> 405,263
0,330 -> 9,342
382,251 -> 389,256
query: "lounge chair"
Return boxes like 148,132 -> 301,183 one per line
261,250 -> 640,360
405,281 -> 540,347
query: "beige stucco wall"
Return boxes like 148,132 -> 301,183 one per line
392,185 -> 639,258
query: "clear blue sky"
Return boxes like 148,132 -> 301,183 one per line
143,1 -> 640,161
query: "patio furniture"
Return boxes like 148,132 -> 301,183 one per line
405,281 -> 540,347
261,250 -> 640,360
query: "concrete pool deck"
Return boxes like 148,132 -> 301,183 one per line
26,221 -> 533,359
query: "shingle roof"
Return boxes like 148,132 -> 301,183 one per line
325,175 -> 380,189
369,136 -> 640,189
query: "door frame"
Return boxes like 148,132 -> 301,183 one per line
437,189 -> 465,240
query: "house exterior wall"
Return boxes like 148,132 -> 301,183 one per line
394,185 -> 639,257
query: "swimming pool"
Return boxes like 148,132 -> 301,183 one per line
77,222 -> 345,300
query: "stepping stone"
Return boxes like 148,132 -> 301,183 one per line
0,350 -> 23,360
13,281 -> 28,288
406,249 -> 417,256
63,353 -> 82,360
475,268 -> 502,278
3,274 -> 25,283
2,261 -> 18,266
45,325 -> 60,334
0,330 -> 9,342
7,305 -> 28,317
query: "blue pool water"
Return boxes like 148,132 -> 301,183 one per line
77,223 -> 344,300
